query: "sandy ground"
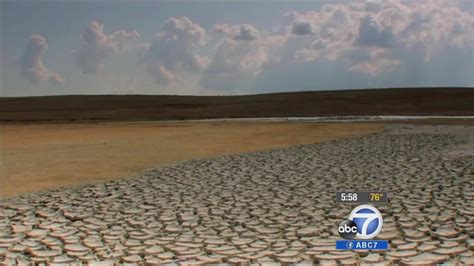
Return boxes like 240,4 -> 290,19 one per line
0,122 -> 384,198
1,124 -> 472,264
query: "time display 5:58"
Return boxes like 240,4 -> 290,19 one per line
340,193 -> 358,202
336,191 -> 388,204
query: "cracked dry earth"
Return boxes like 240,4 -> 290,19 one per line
1,125 -> 473,265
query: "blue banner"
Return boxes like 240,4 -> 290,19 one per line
336,240 -> 389,250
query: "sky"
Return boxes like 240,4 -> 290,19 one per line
1,1 -> 473,97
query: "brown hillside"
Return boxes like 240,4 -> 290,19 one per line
0,88 -> 473,122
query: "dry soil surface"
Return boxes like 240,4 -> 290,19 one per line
0,124 -> 473,265
0,122 -> 383,198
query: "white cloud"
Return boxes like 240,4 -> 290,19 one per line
140,17 -> 210,85
200,23 -> 278,91
263,1 -> 473,82
70,1 -> 474,94
291,20 -> 315,36
293,48 -> 319,62
212,24 -> 260,41
20,34 -> 64,85
48,72 -> 65,85
199,1 -> 472,93
355,15 -> 397,48
136,1 -> 469,94
76,21 -> 141,74
27,1 -> 472,94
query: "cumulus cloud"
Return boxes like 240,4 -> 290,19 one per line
293,48 -> 319,62
233,24 -> 260,41
202,1 -> 473,93
140,17 -> 210,85
76,21 -> 140,74
213,24 -> 260,41
200,23 -> 280,91
291,20 -> 315,35
210,25 -> 266,74
48,72 -> 65,85
283,2 -> 470,76
20,34 -> 64,85
356,15 -> 397,48
20,1 -> 472,94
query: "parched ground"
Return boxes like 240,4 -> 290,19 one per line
0,122 -> 383,198
0,124 -> 473,265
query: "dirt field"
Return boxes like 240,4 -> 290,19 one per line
0,122 -> 384,198
3,124 -> 473,264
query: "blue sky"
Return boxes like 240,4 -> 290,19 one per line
1,1 -> 473,97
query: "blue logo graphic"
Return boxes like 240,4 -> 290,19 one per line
336,240 -> 388,250
346,241 -> 354,249
348,204 -> 383,239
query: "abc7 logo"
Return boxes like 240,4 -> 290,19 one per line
338,205 -> 383,240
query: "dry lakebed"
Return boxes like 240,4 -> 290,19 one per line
0,124 -> 473,265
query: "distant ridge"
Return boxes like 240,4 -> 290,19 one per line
1,87 -> 473,122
